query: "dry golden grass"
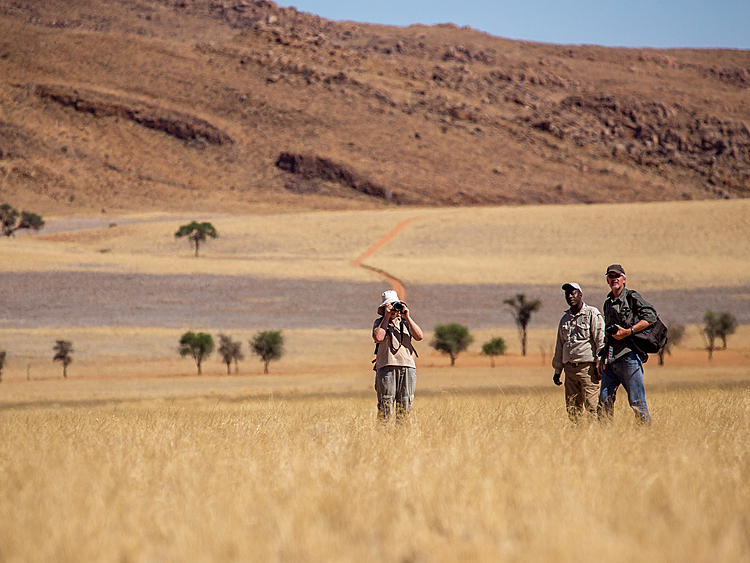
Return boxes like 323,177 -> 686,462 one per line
1,199 -> 747,561
369,199 -> 750,290
4,199 -> 749,289
1,389 -> 748,562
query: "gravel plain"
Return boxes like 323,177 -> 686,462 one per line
2,271 -> 747,330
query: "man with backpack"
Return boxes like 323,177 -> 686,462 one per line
597,264 -> 657,425
372,289 -> 424,422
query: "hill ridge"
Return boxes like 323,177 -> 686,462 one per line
0,0 -> 748,213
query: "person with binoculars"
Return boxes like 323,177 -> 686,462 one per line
372,289 -> 424,422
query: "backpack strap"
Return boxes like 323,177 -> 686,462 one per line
372,318 -> 418,371
624,289 -> 649,359
398,317 -> 419,358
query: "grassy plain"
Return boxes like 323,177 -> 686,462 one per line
4,199 -> 749,288
1,198 -> 749,561
2,198 -> 748,384
1,390 -> 749,562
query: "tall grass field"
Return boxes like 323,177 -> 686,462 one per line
1,389 -> 748,562
1,199 -> 748,561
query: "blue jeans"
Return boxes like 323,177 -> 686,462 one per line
598,351 -> 651,425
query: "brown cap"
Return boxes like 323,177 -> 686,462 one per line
606,264 -> 625,276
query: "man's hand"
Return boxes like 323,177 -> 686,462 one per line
401,303 -> 424,341
591,366 -> 601,384
611,324 -> 631,340
553,372 -> 562,386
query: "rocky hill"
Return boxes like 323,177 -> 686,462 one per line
1,0 -> 748,214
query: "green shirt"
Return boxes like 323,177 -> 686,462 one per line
603,288 -> 658,360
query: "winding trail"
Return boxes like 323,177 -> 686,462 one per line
351,216 -> 420,301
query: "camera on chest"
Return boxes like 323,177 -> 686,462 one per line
606,324 -> 626,336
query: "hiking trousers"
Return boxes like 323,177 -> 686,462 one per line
375,365 -> 416,421
563,362 -> 599,421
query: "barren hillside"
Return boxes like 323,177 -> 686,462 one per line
1,0 -> 748,214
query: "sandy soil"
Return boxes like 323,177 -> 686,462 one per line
0,344 -> 747,409
1,271 -> 748,331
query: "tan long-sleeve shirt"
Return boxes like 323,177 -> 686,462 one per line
552,303 -> 605,374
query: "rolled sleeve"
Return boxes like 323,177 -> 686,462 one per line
630,291 -> 658,324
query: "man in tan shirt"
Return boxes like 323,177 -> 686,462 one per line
372,289 -> 424,421
552,282 -> 605,421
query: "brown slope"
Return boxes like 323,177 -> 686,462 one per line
0,0 -> 748,215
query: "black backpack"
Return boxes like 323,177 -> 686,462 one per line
626,291 -> 669,355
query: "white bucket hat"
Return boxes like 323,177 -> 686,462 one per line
562,282 -> 582,293
377,289 -> 400,315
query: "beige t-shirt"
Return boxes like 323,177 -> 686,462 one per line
373,317 -> 417,369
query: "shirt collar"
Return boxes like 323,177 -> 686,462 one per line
607,289 -> 627,302
567,302 -> 587,316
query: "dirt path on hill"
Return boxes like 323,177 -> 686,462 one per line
350,216 -> 419,301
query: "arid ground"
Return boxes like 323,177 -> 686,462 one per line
1,198 -> 748,391
1,178 -> 749,563
1,2 -> 749,560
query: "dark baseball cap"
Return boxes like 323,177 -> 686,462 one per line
606,264 -> 625,276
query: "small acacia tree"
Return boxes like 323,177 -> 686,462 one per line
503,293 -> 541,356
249,330 -> 284,374
1,204 -> 45,237
658,324 -> 685,366
702,311 -> 720,360
218,333 -> 244,374
431,323 -> 473,367
178,331 -> 214,374
717,312 -> 737,351
174,221 -> 218,257
0,350 -> 6,383
481,337 -> 507,368
52,340 -> 73,379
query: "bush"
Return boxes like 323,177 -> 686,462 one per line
431,323 -> 473,367
1,204 -> 45,237
481,337 -> 507,367
178,331 -> 214,374
250,330 -> 284,374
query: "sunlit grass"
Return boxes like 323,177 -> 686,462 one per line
1,388 -> 748,562
4,199 -> 749,289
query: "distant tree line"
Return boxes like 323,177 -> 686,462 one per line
177,330 -> 285,375
0,287 -> 738,380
